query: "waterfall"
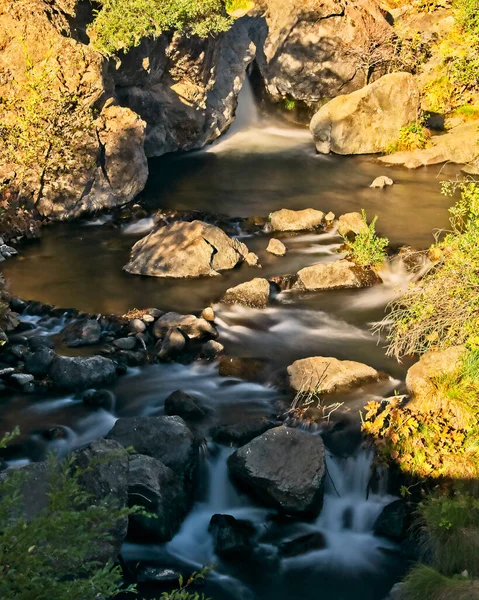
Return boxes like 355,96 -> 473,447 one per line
230,76 -> 260,133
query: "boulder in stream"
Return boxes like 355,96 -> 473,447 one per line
288,356 -> 385,395
227,426 -> 326,517
153,312 -> 218,341
373,499 -> 408,540
212,417 -> 281,446
266,238 -> 287,256
269,209 -> 324,232
337,212 -> 369,238
157,327 -> 186,361
124,220 -> 256,278
310,72 -> 420,155
106,415 -> 199,483
48,355 -> 117,390
221,278 -> 271,308
208,514 -> 256,559
294,260 -> 379,291
61,319 -> 102,347
370,176 -> 394,189
164,390 -> 207,421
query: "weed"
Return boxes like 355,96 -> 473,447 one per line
342,209 -> 389,267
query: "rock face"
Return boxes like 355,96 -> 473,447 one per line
222,278 -> 271,308
269,209 -> 324,231
106,416 -> 199,483
310,73 -> 420,155
253,0 -> 392,104
124,221 -> 256,278
127,454 -> 190,542
227,426 -> 326,516
288,356 -> 384,395
294,260 -> 379,291
48,355 -> 117,390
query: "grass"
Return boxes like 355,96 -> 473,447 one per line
226,0 -> 254,13
404,565 -> 479,600
341,209 -> 389,267
451,104 -> 479,121
387,122 -> 430,154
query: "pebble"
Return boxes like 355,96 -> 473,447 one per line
201,307 -> 215,322
130,318 -> 146,333
11,373 -> 35,385
113,337 -> 137,350
0,367 -> 15,377
142,315 -> 155,324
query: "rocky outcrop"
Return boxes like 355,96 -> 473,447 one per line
221,278 -> 271,308
310,73 -> 420,154
294,260 -> 380,291
269,208 -> 324,231
124,221 -> 257,278
227,426 -> 326,516
253,0 -> 392,105
288,356 -> 385,395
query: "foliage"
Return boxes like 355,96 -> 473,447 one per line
225,0 -> 254,13
161,568 -> 212,600
452,104 -> 479,120
403,565 -> 479,600
382,180 -> 479,358
362,397 -> 479,479
89,0 -> 232,55
454,0 -> 479,39
387,122 -> 430,153
283,98 -> 296,111
390,28 -> 431,74
0,48 -> 95,204
342,209 -> 389,267
414,0 -> 440,12
417,490 -> 479,576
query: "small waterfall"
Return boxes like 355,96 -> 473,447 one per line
230,76 -> 260,133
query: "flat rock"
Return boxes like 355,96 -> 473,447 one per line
288,356 -> 384,395
221,278 -> 271,308
48,355 -> 117,390
62,319 -> 102,347
269,209 -> 324,232
294,260 -> 379,291
227,426 -> 325,517
279,531 -> 327,557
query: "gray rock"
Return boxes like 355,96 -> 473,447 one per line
129,318 -> 146,333
158,328 -> 186,361
48,355 -> 117,390
228,426 -> 326,516
266,238 -> 287,256
153,312 -> 218,341
106,415 -> 199,482
127,454 -> 191,542
113,337 -> 137,350
208,514 -> 256,559
62,319 -> 102,347
212,418 -> 281,446
164,390 -> 207,421
24,347 -> 56,375
221,278 -> 271,308
374,499 -> 408,540
10,373 -> 34,385
200,340 -> 224,360
269,209 -> 324,232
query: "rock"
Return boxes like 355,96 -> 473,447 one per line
266,238 -> 287,256
325,212 -> 335,224
370,176 -> 394,188
29,336 -> 55,350
374,499 -> 408,540
106,415 -> 199,482
113,337 -> 137,350
153,312 -> 218,341
130,319 -> 146,333
142,314 -> 155,324
245,252 -> 261,267
288,356 -> 385,395
62,319 -> 102,347
201,307 -> 215,322
294,260 -> 379,291
158,328 -> 186,361
0,367 -> 14,377
221,278 -> 271,308
227,426 -> 325,516
269,209 -> 324,232
136,566 -> 182,585
124,221 -> 252,278
208,514 -> 256,559
337,212 -> 369,238
10,344 -> 29,359
83,389 -> 116,410
384,583 -> 406,600
73,439 -> 130,562
218,356 -> 267,382
279,531 -> 327,557
10,373 -> 34,386
24,347 -> 55,375
164,390 -> 207,421
200,340 -> 224,360
310,73 -> 419,155
212,418 -> 281,446
48,355 -> 117,390
127,454 -> 190,542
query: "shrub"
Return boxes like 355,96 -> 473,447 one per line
342,209 -> 389,267
403,565 -> 479,600
454,0 -> 479,39
89,0 -> 232,55
225,0 -> 254,13
387,122 -> 430,153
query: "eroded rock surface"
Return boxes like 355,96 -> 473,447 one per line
222,278 -> 271,308
294,260 -> 379,291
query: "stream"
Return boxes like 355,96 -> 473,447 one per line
0,80 -> 464,599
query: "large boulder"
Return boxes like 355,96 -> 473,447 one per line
227,426 -> 326,516
373,499 -> 408,540
294,260 -> 379,291
106,416 -> 199,483
269,208 -> 324,231
124,221 -> 256,278
310,73 -> 420,155
288,356 -> 385,395
127,454 -> 191,542
221,278 -> 271,308
212,417 -> 281,446
48,355 -> 117,390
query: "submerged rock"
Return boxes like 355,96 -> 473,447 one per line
49,355 -> 117,390
227,426 -> 325,517
373,499 -> 408,540
221,278 -> 271,308
106,415 -> 199,483
310,73 -> 419,155
208,514 -> 256,559
62,319 -> 101,347
279,531 -> 327,557
164,390 -> 207,421
288,356 -> 385,395
294,260 -> 379,291
124,220 -> 254,278
266,238 -> 287,256
269,209 -> 324,232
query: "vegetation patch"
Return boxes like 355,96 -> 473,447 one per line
387,122 -> 431,154
403,565 -> 479,600
341,210 -> 389,267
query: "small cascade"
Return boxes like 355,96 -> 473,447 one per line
228,76 -> 260,134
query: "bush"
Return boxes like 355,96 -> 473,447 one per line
454,0 -> 479,39
403,565 -> 479,600
89,0 -> 232,55
342,209 -> 389,267
387,122 -> 430,153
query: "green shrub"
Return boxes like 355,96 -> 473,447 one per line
89,0 -> 232,55
225,0 -> 254,13
283,98 -> 296,111
342,209 -> 389,267
454,0 -> 479,39
403,565 -> 479,600
387,122 -> 430,154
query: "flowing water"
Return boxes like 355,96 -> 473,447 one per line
0,78 -> 466,599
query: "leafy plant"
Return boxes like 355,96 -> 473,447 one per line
162,568 -> 212,600
342,209 -> 389,267
283,98 -> 296,111
387,122 -> 430,154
